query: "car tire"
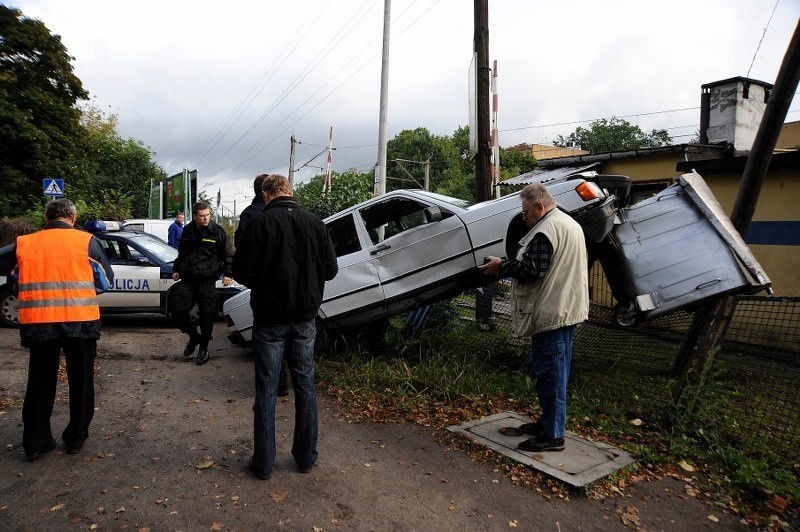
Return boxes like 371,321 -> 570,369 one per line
0,287 -> 20,328
614,302 -> 638,328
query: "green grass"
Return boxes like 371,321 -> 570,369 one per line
317,315 -> 800,521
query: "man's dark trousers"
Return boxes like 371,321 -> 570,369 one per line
23,338 -> 96,454
171,276 -> 216,345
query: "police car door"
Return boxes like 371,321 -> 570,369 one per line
97,238 -> 162,312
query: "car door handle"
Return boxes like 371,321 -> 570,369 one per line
370,244 -> 391,255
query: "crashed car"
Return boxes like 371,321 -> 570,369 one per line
0,221 -> 244,327
223,175 -> 620,347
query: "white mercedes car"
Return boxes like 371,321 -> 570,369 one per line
223,175 -> 619,347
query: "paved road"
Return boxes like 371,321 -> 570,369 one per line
0,317 -> 742,530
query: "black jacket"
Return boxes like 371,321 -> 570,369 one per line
233,196 -> 338,322
173,220 -> 233,280
234,195 -> 266,249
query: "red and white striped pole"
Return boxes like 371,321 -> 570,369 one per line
490,60 -> 501,198
324,126 -> 334,192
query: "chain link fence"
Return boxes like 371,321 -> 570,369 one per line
396,269 -> 800,463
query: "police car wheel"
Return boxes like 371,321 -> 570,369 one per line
0,287 -> 20,328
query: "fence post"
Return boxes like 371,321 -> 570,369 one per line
671,296 -> 736,402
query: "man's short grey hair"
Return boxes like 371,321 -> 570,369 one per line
519,182 -> 556,208
45,198 -> 77,221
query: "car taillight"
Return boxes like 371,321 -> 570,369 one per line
575,181 -> 603,201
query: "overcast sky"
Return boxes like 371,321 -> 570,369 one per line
10,0 -> 800,213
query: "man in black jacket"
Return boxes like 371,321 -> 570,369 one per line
233,173 -> 268,249
171,201 -> 233,365
233,173 -> 290,396
233,174 -> 337,480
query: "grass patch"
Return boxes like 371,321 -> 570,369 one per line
317,315 -> 800,527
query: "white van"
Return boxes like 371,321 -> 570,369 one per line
123,219 -> 176,243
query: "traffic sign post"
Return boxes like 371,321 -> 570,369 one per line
43,178 -> 65,197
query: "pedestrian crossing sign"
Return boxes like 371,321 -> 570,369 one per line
43,178 -> 65,197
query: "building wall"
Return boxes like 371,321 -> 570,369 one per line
701,171 -> 800,296
777,121 -> 800,150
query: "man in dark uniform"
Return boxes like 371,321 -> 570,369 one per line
10,198 -> 114,460
171,201 -> 233,365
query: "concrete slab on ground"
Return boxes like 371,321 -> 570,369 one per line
448,411 -> 636,487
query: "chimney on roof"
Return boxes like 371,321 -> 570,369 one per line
699,77 -> 772,155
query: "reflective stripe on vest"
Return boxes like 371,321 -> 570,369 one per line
16,229 -> 100,324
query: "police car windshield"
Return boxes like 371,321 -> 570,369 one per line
131,233 -> 178,263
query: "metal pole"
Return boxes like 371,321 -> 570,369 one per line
375,0 -> 391,196
288,135 -> 296,189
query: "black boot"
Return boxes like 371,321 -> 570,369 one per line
183,337 -> 199,357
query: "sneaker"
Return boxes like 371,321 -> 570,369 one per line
517,434 -> 565,452
183,338 -> 199,357
196,349 -> 210,365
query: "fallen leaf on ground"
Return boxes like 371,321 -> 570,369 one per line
269,490 -> 288,502
50,503 -> 65,512
507,519 -> 518,527
708,515 -> 719,523
196,459 -> 214,469
678,459 -> 695,472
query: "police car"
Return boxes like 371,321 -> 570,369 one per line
0,221 -> 243,327
222,175 -> 621,347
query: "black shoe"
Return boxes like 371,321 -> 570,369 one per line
196,349 -> 210,365
249,457 -> 270,480
183,338 -> 199,357
499,420 -> 544,438
517,435 -> 565,452
26,439 -> 57,461
64,439 -> 85,454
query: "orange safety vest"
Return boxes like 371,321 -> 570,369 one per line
16,228 -> 100,324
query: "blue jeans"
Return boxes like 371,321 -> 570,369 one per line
527,326 -> 575,440
251,318 -> 318,477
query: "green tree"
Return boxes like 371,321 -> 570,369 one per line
386,127 -> 464,195
554,117 -> 672,153
0,6 -> 88,216
498,146 -> 536,180
75,103 -> 166,219
294,171 -> 373,218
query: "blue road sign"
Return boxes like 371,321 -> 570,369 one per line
43,178 -> 65,197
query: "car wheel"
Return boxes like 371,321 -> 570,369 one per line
614,302 -> 638,328
0,287 -> 20,328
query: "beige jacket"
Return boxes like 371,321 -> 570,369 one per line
510,208 -> 589,337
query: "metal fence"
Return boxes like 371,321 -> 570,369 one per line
398,274 -> 800,462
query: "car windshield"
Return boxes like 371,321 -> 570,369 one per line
127,233 -> 178,263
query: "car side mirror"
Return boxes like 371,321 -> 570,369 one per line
423,206 -> 442,223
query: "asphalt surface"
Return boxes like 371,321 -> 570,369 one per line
0,316 -> 745,531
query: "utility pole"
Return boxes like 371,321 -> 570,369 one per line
375,0 -> 391,196
288,135 -> 297,188
424,156 -> 431,191
672,20 -> 800,402
474,0 -> 491,202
